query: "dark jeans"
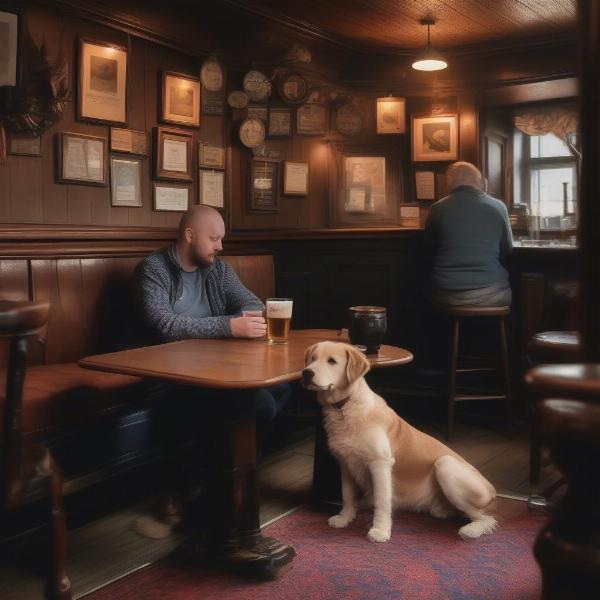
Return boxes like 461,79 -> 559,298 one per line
145,381 -> 291,495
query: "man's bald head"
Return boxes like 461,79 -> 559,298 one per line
177,205 -> 225,269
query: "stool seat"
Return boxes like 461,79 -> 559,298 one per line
0,301 -> 50,338
437,305 -> 510,317
527,331 -> 581,364
526,363 -> 600,400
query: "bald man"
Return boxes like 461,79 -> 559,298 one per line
137,205 -> 267,341
134,206 -> 290,537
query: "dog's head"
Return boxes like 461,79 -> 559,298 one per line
302,341 -> 370,395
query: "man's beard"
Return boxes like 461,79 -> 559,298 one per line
191,249 -> 215,268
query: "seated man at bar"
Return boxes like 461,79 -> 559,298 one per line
424,161 -> 513,307
134,205 -> 290,536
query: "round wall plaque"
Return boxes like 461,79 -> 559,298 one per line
243,70 -> 272,102
239,117 -> 266,148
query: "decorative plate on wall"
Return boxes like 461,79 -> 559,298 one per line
243,70 -> 272,102
278,73 -> 310,104
239,117 -> 266,148
228,91 -> 249,109
200,57 -> 224,92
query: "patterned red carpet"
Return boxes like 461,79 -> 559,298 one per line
86,498 -> 545,600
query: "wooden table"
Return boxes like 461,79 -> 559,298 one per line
79,329 -> 413,578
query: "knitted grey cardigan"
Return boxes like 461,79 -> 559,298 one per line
135,244 -> 264,342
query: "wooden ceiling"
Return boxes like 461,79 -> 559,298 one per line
226,0 -> 576,52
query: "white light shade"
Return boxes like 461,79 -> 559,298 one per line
412,45 -> 447,71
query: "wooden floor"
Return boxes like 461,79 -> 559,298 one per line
0,419 -> 559,600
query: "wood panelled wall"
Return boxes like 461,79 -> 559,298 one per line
0,2 -> 224,228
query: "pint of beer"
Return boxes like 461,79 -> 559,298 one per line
266,298 -> 293,344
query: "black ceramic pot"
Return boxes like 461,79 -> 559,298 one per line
348,306 -> 387,355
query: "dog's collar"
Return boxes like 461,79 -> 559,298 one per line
331,396 -> 351,410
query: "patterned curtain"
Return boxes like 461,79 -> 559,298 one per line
514,106 -> 580,159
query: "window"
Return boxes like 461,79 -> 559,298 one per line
519,132 -> 578,230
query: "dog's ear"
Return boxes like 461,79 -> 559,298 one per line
304,343 -> 319,366
345,345 -> 370,383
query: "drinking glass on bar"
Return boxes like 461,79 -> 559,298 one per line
266,298 -> 293,344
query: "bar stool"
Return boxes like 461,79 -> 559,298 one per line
526,331 -> 581,485
439,305 -> 512,440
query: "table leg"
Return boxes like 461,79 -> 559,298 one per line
311,416 -> 341,506
206,415 -> 296,579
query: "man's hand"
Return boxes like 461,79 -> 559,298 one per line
230,315 -> 267,338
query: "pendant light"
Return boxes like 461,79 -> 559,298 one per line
412,18 -> 447,72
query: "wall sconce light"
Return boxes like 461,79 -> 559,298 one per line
412,18 -> 447,72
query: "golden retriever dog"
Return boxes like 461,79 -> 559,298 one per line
302,341 -> 497,543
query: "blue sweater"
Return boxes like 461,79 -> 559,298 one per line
423,186 -> 513,291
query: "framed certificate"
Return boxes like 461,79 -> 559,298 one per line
250,160 -> 279,212
198,141 -> 225,169
110,127 -> 148,155
283,160 -> 309,196
57,132 -> 107,186
9,135 -> 41,156
110,156 -> 142,207
0,10 -> 19,87
414,170 -> 437,200
247,105 -> 268,122
296,104 -> 327,136
154,126 -> 193,181
199,170 -> 225,209
335,103 -> 363,136
161,71 -> 201,127
153,183 -> 189,211
268,108 -> 292,137
78,38 -> 127,125
376,97 -> 406,134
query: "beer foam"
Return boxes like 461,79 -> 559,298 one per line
266,300 -> 293,318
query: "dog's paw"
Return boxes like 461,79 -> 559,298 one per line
328,513 -> 354,528
367,526 -> 391,542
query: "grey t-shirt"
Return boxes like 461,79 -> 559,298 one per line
173,267 -> 212,318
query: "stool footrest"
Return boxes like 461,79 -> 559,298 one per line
453,394 -> 507,402
456,367 -> 498,373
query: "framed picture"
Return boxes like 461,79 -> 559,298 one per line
250,159 -> 279,212
329,142 -> 401,228
110,156 -> 142,207
412,115 -> 458,162
154,126 -> 193,182
199,170 -> 225,209
247,105 -> 268,122
57,132 -> 107,186
78,38 -> 127,125
161,71 -> 201,127
283,160 -> 309,196
399,204 -> 421,228
202,92 -> 224,115
376,97 -> 406,134
110,127 -> 148,155
198,141 -> 225,169
153,182 -> 189,211
8,134 -> 41,156
268,108 -> 292,137
296,104 -> 327,136
0,10 -> 19,87
414,170 -> 437,200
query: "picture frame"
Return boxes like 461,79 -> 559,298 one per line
0,10 -> 19,87
296,104 -> 327,136
329,142 -> 401,228
161,71 -> 201,127
8,134 -> 41,157
201,91 -> 225,115
376,97 -> 406,134
399,203 -> 421,228
198,141 -> 225,169
199,169 -> 225,209
268,108 -> 292,137
78,38 -> 127,125
154,126 -> 193,182
250,159 -> 279,212
110,156 -> 142,207
247,105 -> 268,122
412,115 -> 458,162
414,170 -> 437,200
153,182 -> 189,212
57,132 -> 107,186
110,127 -> 148,155
283,160 -> 309,196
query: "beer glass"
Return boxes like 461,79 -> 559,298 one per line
266,298 -> 293,344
